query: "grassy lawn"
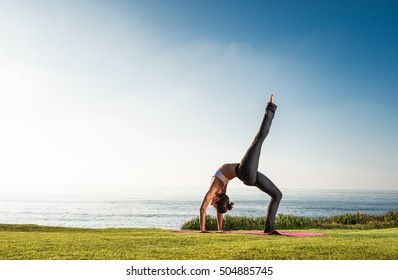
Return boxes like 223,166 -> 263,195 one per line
0,224 -> 397,260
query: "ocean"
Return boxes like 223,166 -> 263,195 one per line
1,189 -> 397,229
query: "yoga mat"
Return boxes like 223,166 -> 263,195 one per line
172,230 -> 324,237
235,230 -> 324,237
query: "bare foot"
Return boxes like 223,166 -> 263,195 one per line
268,94 -> 274,103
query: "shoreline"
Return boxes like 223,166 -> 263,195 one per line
2,191 -> 397,229
2,210 -> 398,231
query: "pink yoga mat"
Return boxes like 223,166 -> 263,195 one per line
235,230 -> 324,237
172,230 -> 324,237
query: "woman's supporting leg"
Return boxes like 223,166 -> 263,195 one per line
254,171 -> 282,233
237,103 -> 276,185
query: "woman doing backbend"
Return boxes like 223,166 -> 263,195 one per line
199,94 -> 282,233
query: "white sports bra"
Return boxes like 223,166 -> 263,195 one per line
214,169 -> 230,186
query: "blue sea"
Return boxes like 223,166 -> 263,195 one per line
1,189 -> 397,229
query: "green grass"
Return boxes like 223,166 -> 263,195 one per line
1,224 -> 398,260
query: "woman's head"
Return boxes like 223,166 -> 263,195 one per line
212,193 -> 234,213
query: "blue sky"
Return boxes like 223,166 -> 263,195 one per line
0,0 -> 397,197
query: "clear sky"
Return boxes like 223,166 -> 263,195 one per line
0,0 -> 397,197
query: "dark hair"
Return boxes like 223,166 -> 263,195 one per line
214,193 -> 234,213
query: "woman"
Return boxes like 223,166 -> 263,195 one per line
199,94 -> 282,233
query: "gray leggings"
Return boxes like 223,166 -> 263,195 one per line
235,102 -> 282,233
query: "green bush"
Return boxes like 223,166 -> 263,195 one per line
328,212 -> 371,225
181,211 -> 398,230
274,214 -> 315,229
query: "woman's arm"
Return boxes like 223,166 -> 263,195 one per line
219,183 -> 228,195
199,180 -> 220,232
199,198 -> 207,232
216,211 -> 223,232
215,185 -> 227,232
199,189 -> 216,232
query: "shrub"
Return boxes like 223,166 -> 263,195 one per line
328,212 -> 371,225
181,211 -> 398,230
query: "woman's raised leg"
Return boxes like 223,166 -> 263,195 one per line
236,100 -> 277,185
